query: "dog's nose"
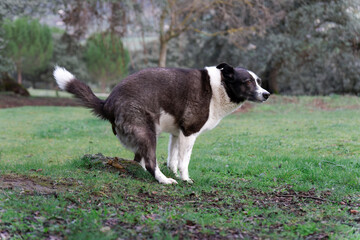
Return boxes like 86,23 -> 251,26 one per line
262,92 -> 270,100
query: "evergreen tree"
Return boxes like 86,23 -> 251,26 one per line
2,17 -> 53,84
84,32 -> 129,92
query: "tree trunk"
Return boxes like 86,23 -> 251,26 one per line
263,60 -> 282,94
16,63 -> 22,85
141,28 -> 148,65
158,39 -> 168,68
101,78 -> 106,93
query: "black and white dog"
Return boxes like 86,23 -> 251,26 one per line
54,63 -> 270,184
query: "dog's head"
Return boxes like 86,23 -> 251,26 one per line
217,63 -> 270,103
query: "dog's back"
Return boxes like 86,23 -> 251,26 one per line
103,67 -> 213,136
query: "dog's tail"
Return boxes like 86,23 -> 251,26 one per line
53,66 -> 108,120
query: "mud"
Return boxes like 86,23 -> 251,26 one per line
0,174 -> 74,195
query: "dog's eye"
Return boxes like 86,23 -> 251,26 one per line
243,78 -> 251,83
256,78 -> 262,85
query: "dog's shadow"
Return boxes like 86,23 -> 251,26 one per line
77,153 -> 177,183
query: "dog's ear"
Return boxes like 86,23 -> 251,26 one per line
216,63 -> 234,80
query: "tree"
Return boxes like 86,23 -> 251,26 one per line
0,0 -> 46,74
60,0 -> 130,39
243,0 -> 360,95
2,17 -> 53,84
58,0 -> 280,68
84,32 -> 129,92
135,0 -> 283,67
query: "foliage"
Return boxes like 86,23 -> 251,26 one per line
173,0 -> 360,95
59,0 -> 131,39
252,0 -> 360,95
0,29 -> 12,73
0,96 -> 360,238
84,32 -> 130,91
0,0 -> 44,20
49,31 -> 92,87
133,0 -> 284,67
0,0 -> 59,75
0,0 -> 359,94
2,17 -> 53,84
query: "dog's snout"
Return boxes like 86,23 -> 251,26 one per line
262,92 -> 270,100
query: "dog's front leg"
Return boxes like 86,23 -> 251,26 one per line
167,134 -> 179,177
178,133 -> 197,183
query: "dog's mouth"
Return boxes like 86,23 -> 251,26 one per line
248,92 -> 270,103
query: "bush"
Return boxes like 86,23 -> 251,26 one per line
84,32 -> 130,92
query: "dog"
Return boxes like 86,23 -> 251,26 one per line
53,63 -> 270,184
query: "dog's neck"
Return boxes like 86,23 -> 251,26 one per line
205,66 -> 244,118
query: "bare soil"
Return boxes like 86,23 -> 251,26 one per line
0,93 -> 81,109
307,98 -> 360,111
0,174 -> 74,195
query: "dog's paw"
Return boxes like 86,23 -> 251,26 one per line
182,178 -> 194,184
159,177 -> 178,185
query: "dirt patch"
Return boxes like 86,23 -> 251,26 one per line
103,219 -> 256,240
308,98 -> 333,111
268,95 -> 300,104
82,153 -> 141,173
307,98 -> 360,111
0,93 -> 81,109
0,174 -> 75,195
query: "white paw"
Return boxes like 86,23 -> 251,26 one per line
181,178 -> 194,184
158,177 -> 178,185
155,165 -> 178,184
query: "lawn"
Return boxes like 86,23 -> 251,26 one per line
0,95 -> 359,239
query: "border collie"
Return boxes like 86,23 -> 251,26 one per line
53,63 -> 270,184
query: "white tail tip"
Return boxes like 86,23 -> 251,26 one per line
53,66 -> 75,90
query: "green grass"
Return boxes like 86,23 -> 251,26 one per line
27,88 -> 74,98
28,88 -> 108,97
1,95 -> 360,239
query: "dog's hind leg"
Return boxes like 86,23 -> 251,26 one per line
135,128 -> 177,185
167,134 -> 179,177
178,132 -> 197,183
134,153 -> 146,170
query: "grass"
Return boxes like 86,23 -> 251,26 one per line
0,95 -> 360,239
28,88 -> 108,98
27,88 -> 73,98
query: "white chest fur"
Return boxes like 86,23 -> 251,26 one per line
200,67 -> 243,133
157,67 -> 243,136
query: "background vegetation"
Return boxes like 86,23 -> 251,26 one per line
84,32 -> 129,92
3,17 -> 53,84
0,0 -> 359,94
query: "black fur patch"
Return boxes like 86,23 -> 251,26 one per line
217,63 -> 259,103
